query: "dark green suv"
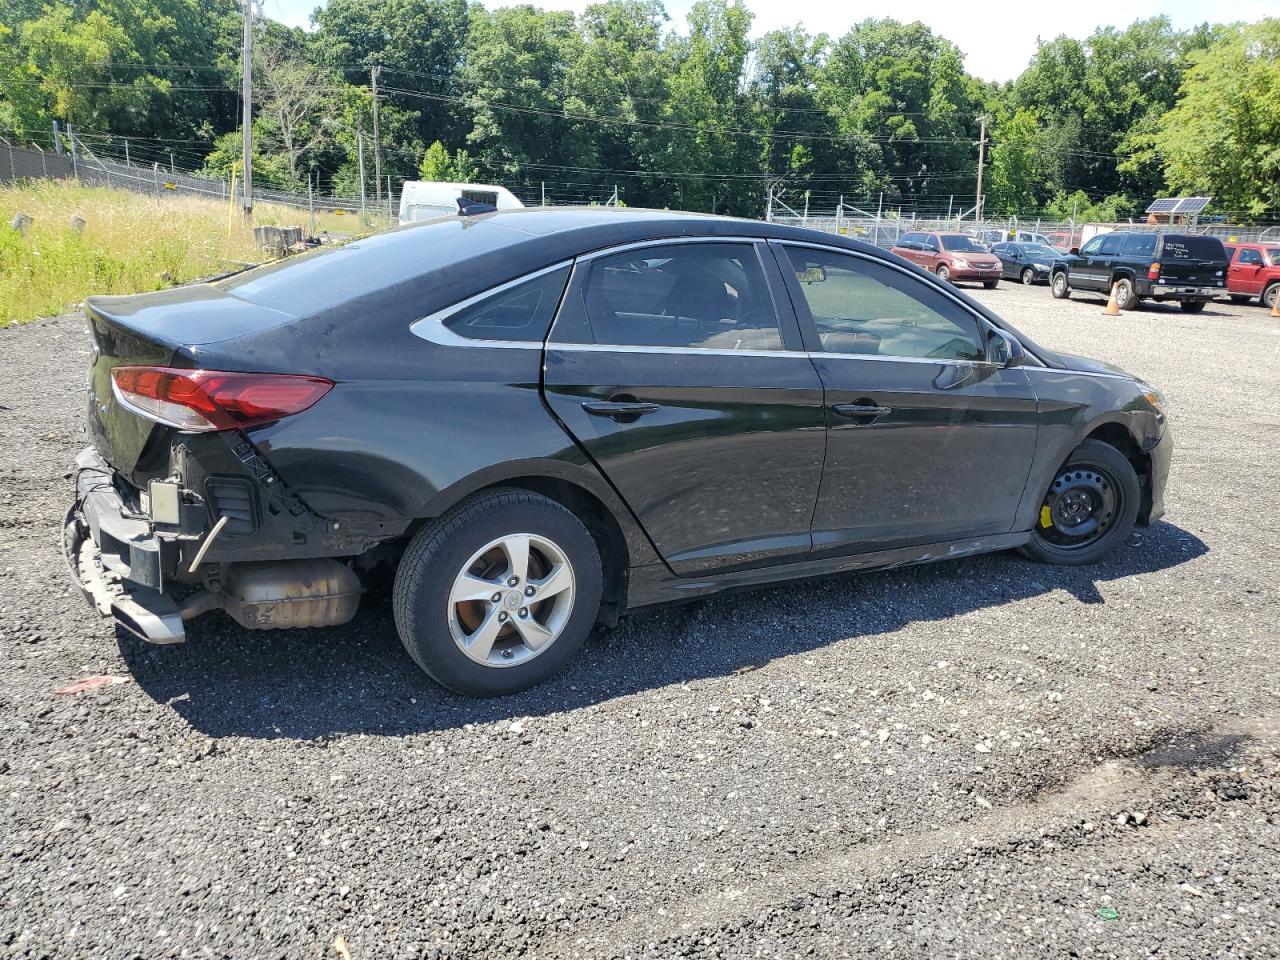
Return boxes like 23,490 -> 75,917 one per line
1050,231 -> 1228,312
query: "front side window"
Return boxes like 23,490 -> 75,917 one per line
1080,237 -> 1104,256
783,247 -> 986,362
567,243 -> 783,351
1238,248 -> 1264,266
442,265 -> 571,342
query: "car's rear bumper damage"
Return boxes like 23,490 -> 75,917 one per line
65,446 -> 368,644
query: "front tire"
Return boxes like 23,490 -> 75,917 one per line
1022,439 -> 1140,566
393,488 -> 603,696
983,280 -> 999,289
1021,267 -> 1036,285
1051,271 -> 1070,299
936,264 -> 951,283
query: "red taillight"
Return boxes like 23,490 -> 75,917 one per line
111,366 -> 333,432
1148,262 -> 1161,281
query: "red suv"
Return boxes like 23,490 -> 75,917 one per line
1224,242 -> 1280,309
891,232 -> 1002,288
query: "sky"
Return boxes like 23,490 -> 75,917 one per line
264,0 -> 1273,83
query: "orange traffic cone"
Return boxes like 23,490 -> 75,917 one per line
1102,283 -> 1120,316
1270,293 -> 1279,318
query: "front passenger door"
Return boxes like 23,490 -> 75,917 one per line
774,243 -> 1040,554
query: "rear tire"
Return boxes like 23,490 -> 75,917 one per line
393,488 -> 603,696
1021,439 -> 1140,566
1051,271 -> 1070,299
1263,283 -> 1279,310
1021,267 -> 1036,285
1179,300 -> 1206,313
1114,277 -> 1135,310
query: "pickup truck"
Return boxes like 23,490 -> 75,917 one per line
1050,231 -> 1228,312
1223,242 -> 1280,310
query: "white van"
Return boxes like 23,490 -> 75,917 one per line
398,181 -> 525,224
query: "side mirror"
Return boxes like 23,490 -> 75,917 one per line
988,329 -> 1026,368
1070,246 -> 1080,256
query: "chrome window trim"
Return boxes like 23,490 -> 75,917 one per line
550,237 -> 796,355
775,239 -> 1046,368
409,260 -> 573,350
549,342 -> 810,359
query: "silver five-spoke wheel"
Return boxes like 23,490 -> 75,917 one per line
447,533 -> 576,667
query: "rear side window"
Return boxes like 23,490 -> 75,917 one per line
442,265 -> 570,342
1122,234 -> 1157,257
782,246 -> 986,362
563,243 -> 784,351
1160,235 -> 1226,261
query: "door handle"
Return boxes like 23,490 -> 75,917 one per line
832,402 -> 891,421
582,399 -> 660,419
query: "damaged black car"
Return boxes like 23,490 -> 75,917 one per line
65,208 -> 1171,696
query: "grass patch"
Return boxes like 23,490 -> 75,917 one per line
0,179 -> 388,326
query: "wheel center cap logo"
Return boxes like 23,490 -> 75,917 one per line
505,591 -> 522,610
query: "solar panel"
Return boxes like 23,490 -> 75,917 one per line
1146,197 -> 1212,214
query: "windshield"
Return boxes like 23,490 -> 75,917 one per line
941,235 -> 989,252
1021,243 -> 1056,258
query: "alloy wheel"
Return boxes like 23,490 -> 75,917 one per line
447,533 -> 576,667
1021,267 -> 1035,285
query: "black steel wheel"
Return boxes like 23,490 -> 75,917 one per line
1021,439 -> 1141,566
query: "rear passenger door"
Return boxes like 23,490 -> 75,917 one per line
542,239 -> 827,575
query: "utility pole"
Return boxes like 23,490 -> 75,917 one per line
240,0 -> 254,216
123,138 -> 130,165
371,66 -> 382,205
540,181 -> 546,206
357,131 -> 367,215
974,115 -> 987,225
765,182 -> 773,222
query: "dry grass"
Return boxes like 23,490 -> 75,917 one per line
0,179 -> 388,326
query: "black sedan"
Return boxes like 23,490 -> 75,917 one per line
65,209 -> 1171,696
992,241 -> 1066,285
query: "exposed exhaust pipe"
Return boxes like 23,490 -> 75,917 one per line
178,559 -> 361,632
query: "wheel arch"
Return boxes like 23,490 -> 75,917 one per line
1083,419 -> 1154,524
416,460 -> 660,625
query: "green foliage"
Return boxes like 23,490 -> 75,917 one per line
1,0 -> 1276,219
1137,19 -> 1280,220
1042,189 -> 1136,223
418,140 -> 478,181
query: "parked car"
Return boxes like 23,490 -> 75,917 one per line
891,231 -> 1003,287
1223,242 -> 1280,309
1050,231 -> 1228,312
1011,230 -> 1054,247
65,209 -> 1171,696
992,241 -> 1066,284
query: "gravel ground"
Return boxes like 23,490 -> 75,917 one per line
1,285 -> 1278,958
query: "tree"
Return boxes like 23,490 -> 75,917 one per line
256,39 -> 332,190
418,139 -> 478,180
1138,19 -> 1280,220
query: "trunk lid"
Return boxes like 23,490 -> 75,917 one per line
84,286 -> 298,485
1157,235 -> 1228,286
